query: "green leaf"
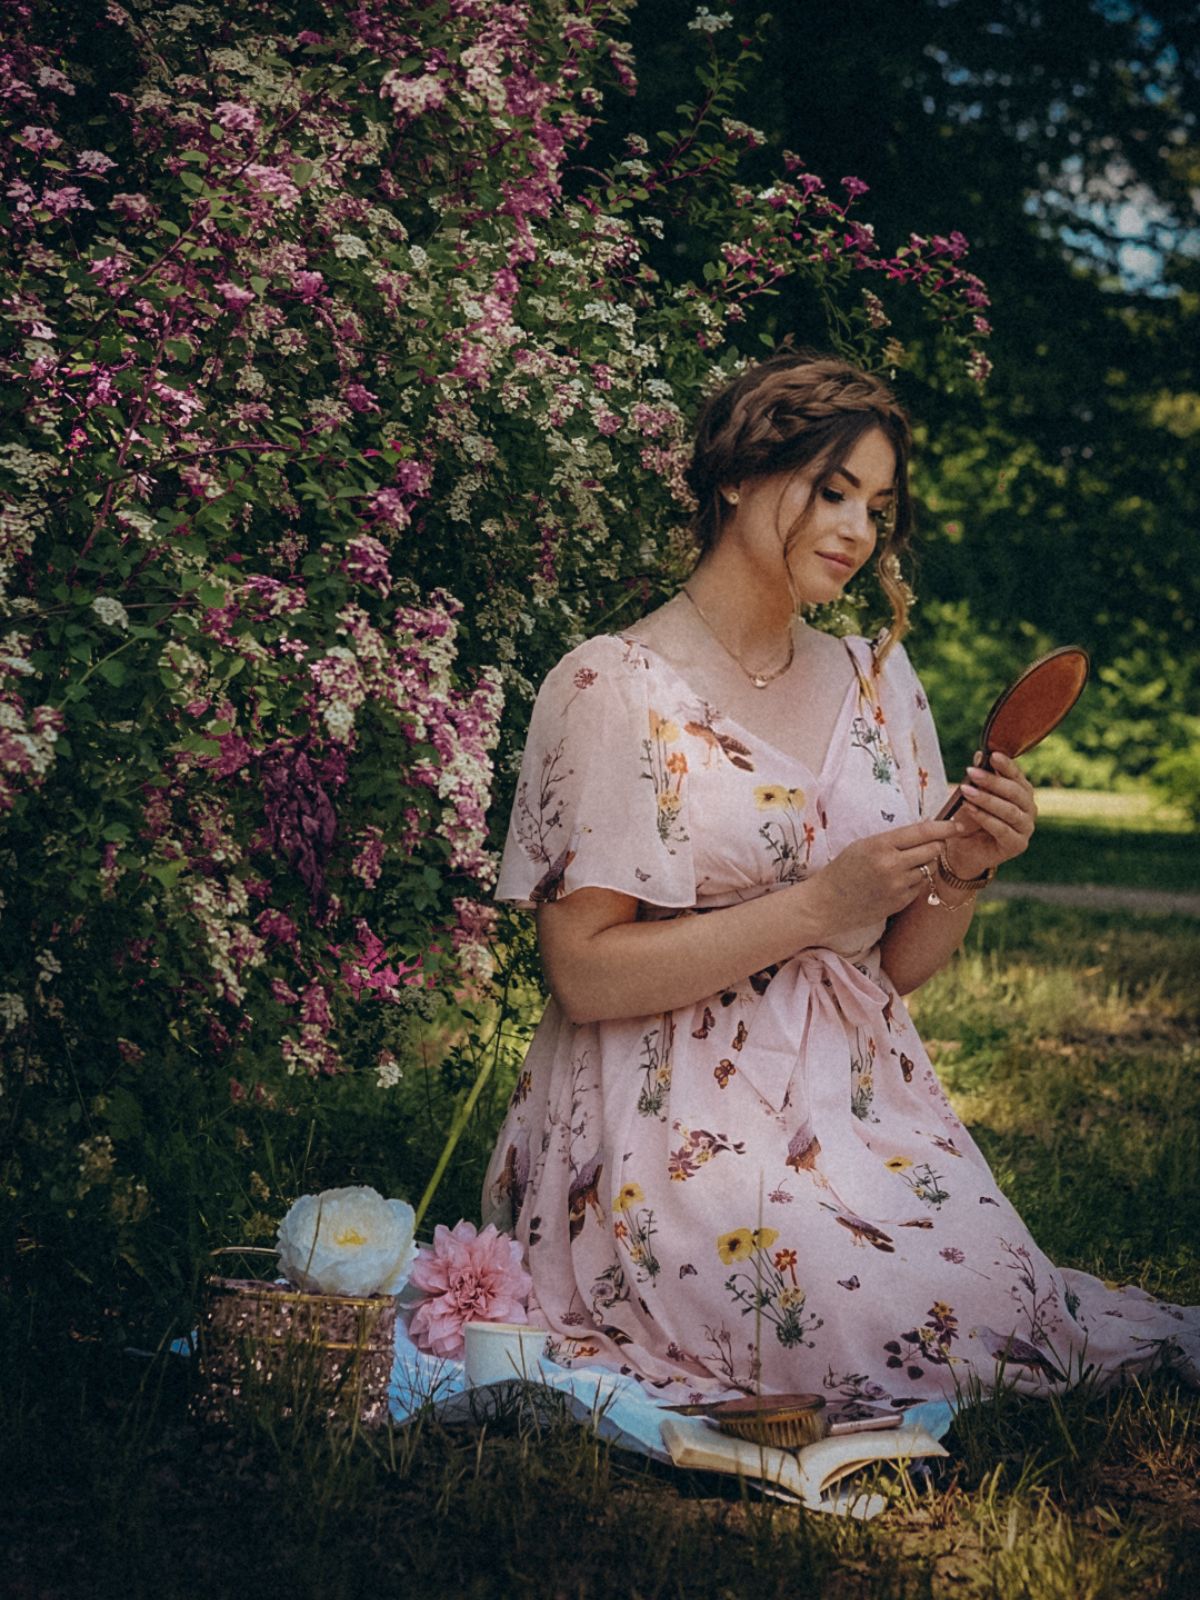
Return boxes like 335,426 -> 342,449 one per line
148,860 -> 185,889
197,581 -> 227,608
97,657 -> 127,686
179,735 -> 222,757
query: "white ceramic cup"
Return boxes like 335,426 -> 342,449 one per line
463,1320 -> 549,1386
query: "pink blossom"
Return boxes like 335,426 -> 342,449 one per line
351,825 -> 386,888
36,65 -> 75,94
244,164 -> 301,210
344,535 -> 392,593
562,17 -> 599,48
214,101 -> 258,133
88,255 -> 128,286
77,150 -> 117,175
21,125 -> 62,152
213,731 -> 254,777
368,486 -> 412,532
257,907 -> 299,948
41,186 -> 92,218
300,980 -> 332,1027
344,382 -> 379,413
292,270 -> 326,301
407,1221 -> 532,1359
111,192 -> 158,222
216,281 -> 255,310
841,175 -> 870,198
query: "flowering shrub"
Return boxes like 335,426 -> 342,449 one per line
0,0 -> 988,1331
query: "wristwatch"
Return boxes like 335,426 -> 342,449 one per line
935,849 -> 995,892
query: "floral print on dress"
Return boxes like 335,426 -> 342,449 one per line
718,1227 -> 825,1349
884,1301 -> 961,1382
848,663 -> 898,785
642,709 -> 690,850
667,1122 -> 746,1181
613,1183 -> 661,1284
886,1155 -> 951,1208
482,631 -> 1200,1403
636,1016 -> 674,1120
849,1028 -> 878,1122
683,702 -> 755,771
755,783 -> 816,883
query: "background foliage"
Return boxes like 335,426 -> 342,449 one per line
1,0 -> 991,1339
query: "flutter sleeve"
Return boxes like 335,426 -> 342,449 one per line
495,636 -> 696,912
875,636 -> 951,821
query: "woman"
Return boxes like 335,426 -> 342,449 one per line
482,351 -> 1198,1405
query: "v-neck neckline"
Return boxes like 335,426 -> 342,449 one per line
610,633 -> 870,788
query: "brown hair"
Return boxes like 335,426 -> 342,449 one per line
685,348 -> 915,650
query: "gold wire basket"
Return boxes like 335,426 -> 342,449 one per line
195,1247 -> 397,1430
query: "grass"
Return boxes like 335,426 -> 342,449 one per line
5,900 -> 1200,1598
1000,788 -> 1200,893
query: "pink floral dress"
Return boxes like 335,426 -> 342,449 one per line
482,633 -> 1199,1405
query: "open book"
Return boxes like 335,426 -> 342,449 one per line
659,1414 -> 948,1520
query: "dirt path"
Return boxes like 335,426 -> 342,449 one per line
987,880 -> 1200,917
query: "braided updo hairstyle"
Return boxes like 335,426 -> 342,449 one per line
685,348 -> 915,653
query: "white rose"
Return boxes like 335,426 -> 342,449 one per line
276,1185 -> 416,1297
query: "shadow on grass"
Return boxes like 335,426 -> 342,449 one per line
5,900 -> 1199,1599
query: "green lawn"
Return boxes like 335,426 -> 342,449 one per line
5,900 -> 1199,1599
998,789 -> 1199,893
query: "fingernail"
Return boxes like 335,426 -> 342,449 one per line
962,782 -> 980,796
966,766 -> 984,780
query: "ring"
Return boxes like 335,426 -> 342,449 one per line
919,864 -> 935,889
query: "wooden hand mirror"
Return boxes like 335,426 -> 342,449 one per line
936,645 -> 1090,822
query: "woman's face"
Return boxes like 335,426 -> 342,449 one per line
727,425 -> 898,606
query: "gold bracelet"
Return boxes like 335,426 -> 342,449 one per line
925,882 -> 976,911
924,850 -> 994,911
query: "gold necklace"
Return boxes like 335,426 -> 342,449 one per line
681,586 -> 796,689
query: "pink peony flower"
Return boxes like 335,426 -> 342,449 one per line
407,1221 -> 532,1359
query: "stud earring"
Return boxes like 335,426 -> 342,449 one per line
726,491 -> 740,505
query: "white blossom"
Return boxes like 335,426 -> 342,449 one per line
375,1053 -> 404,1090
332,232 -> 370,260
92,596 -> 130,630
688,7 -> 733,32
277,1186 -> 416,1296
0,992 -> 27,1031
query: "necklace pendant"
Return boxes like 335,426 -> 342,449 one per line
751,673 -> 769,689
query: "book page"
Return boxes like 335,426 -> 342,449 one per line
658,1416 -> 947,1510
799,1424 -> 948,1495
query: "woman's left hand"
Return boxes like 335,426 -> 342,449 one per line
948,750 -> 1038,876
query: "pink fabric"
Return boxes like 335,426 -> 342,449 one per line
484,633 -> 1199,1405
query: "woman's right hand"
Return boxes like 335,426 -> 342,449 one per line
807,818 -> 962,933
